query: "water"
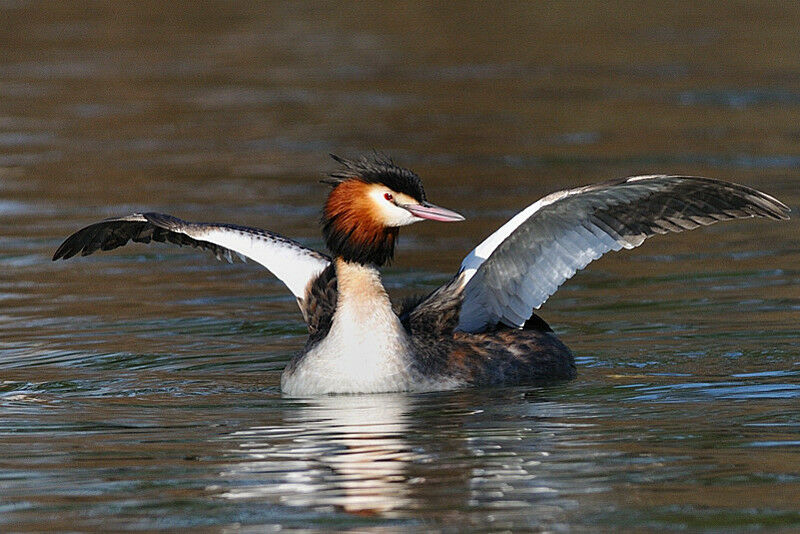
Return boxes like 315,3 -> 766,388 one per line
2,2 -> 800,531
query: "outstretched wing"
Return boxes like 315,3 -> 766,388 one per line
453,176 -> 790,332
53,212 -> 331,302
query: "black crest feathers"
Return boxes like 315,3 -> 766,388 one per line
323,154 -> 427,203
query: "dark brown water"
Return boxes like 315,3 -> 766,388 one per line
2,2 -> 799,531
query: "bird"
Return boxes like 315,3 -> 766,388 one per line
53,155 -> 791,396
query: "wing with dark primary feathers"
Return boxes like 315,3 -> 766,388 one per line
410,176 -> 790,334
53,212 -> 331,303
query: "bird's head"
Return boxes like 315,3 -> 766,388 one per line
321,155 -> 464,266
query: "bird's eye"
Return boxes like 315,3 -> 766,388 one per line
384,192 -> 394,202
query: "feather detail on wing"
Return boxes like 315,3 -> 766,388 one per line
452,176 -> 790,333
53,213 -> 331,301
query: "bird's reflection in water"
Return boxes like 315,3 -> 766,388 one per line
217,393 -> 418,515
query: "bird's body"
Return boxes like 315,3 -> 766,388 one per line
53,156 -> 790,396
282,259 -> 574,395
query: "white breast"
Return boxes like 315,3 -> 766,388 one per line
281,261 -> 414,396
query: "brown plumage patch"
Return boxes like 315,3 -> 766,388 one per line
448,330 -> 576,384
301,264 -> 337,345
447,347 -> 471,373
322,180 -> 398,265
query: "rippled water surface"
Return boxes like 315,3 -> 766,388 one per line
2,2 -> 800,532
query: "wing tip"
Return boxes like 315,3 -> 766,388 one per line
52,236 -> 81,261
628,174 -> 792,221
770,200 -> 792,220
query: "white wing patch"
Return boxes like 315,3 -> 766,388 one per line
458,189 -> 575,284
184,225 -> 329,300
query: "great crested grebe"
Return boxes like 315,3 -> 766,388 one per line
54,155 -> 790,395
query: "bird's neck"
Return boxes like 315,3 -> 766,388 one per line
281,257 -> 414,395
328,257 -> 412,378
333,257 -> 390,306
329,258 -> 405,346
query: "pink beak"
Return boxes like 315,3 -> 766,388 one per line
402,201 -> 465,222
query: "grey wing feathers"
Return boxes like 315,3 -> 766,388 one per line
455,176 -> 790,332
53,212 -> 331,301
